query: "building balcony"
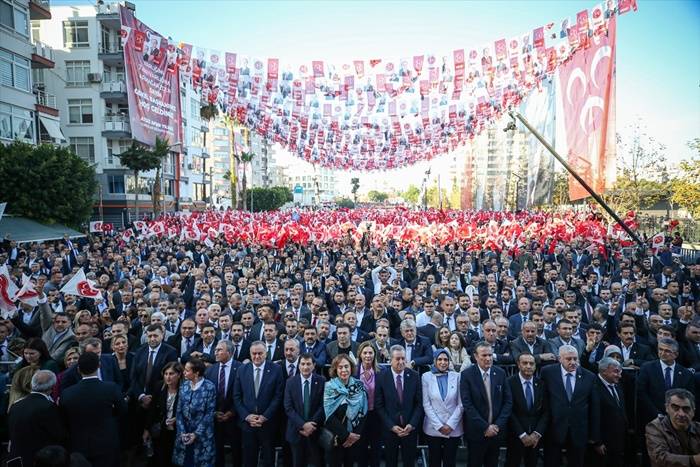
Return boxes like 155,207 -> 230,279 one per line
96,2 -> 124,29
98,41 -> 124,66
103,115 -> 131,138
35,90 -> 59,117
29,0 -> 51,20
100,80 -> 128,103
31,41 -> 55,69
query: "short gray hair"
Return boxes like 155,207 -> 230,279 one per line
658,337 -> 679,353
31,370 -> 57,393
558,344 -> 578,357
400,319 -> 417,333
666,388 -> 696,410
390,344 -> 406,357
217,339 -> 234,354
80,337 -> 103,353
597,357 -> 621,372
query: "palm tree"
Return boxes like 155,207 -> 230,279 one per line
239,150 -> 255,210
117,141 -> 161,220
150,137 -> 171,217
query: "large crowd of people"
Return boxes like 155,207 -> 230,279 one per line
0,206 -> 699,467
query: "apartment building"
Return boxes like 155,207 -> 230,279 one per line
29,1 -> 206,223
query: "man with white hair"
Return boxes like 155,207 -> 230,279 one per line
8,370 -> 66,466
140,311 -> 174,344
540,344 -> 600,467
592,357 -> 627,466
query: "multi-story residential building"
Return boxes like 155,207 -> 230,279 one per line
1,0 -> 62,147
30,1 -> 206,224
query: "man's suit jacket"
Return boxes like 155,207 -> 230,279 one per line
506,374 -> 549,438
460,365 -> 513,441
300,340 -> 327,367
418,323 -> 440,346
375,367 -> 423,431
396,336 -> 433,368
508,337 -> 552,365
325,340 -> 359,362
233,362 -> 284,432
60,354 -> 123,394
166,334 -> 201,359
263,339 -> 285,362
421,371 -> 463,437
204,359 -> 241,415
547,336 -> 585,357
60,378 -> 127,467
128,343 -> 178,399
283,373 -> 326,443
39,301 -> 76,361
8,393 -> 67,467
679,340 -> 700,372
636,360 -> 696,426
247,320 -> 285,343
508,314 -> 530,338
182,338 -> 218,364
622,342 -> 654,367
540,365 -> 600,448
230,339 -> 251,362
594,377 -> 627,450
11,307 -> 42,338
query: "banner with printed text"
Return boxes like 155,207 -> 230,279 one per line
120,6 -> 182,146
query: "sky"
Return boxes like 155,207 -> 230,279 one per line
58,0 -> 700,195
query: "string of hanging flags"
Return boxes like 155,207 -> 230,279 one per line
119,0 -> 637,171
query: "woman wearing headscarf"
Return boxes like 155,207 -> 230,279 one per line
323,354 -> 368,467
421,349 -> 463,467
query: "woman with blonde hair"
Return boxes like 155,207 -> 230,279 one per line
8,365 -> 38,408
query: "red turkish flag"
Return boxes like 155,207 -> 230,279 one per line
16,274 -> 39,307
0,266 -> 18,313
60,269 -> 101,299
556,16 -> 616,200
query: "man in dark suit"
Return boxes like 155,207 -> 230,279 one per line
592,357 -> 627,467
261,320 -> 285,362
460,341 -> 513,467
60,352 -> 126,467
508,321 -> 557,367
300,325 -> 327,368
375,344 -> 423,467
417,311 -> 443,346
166,318 -> 200,359
636,337 -> 696,436
233,340 -> 285,467
618,322 -> 654,369
678,319 -> 700,371
230,321 -> 251,362
60,338 -> 122,394
505,352 -> 549,467
129,324 -> 178,429
8,370 -> 66,467
284,352 -> 326,467
182,323 -> 218,364
396,319 -> 433,371
540,343 -> 600,467
205,340 -> 242,467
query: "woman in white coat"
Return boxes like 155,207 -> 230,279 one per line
421,348 -> 464,467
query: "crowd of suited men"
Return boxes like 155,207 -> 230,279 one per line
0,229 -> 699,467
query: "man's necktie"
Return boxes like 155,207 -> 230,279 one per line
145,350 -> 155,389
525,380 -> 534,410
267,345 -> 273,361
665,366 -> 673,390
484,372 -> 493,423
186,337 -> 192,351
303,379 -> 311,419
565,373 -> 573,402
254,367 -> 261,397
288,363 -> 295,378
396,374 -> 404,425
218,363 -> 227,399
609,384 -> 621,406
234,344 -> 240,360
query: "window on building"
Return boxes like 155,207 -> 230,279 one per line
65,60 -> 91,87
0,1 -> 28,36
213,127 -> 228,136
190,97 -> 200,120
163,179 -> 174,196
31,21 -> 40,42
0,103 -> 11,140
68,99 -> 93,124
213,139 -> 228,147
63,20 -> 89,48
108,175 -> 125,194
0,49 -> 30,91
126,175 -> 150,194
193,183 -> 206,201
0,102 -> 33,143
70,137 -> 95,163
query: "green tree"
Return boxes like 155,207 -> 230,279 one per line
149,137 -> 171,217
336,197 -> 355,209
551,171 -> 570,206
351,177 -> 360,203
426,184 -> 449,208
239,151 -> 255,210
200,103 -> 219,122
367,190 -> 389,203
0,142 -> 97,228
611,119 -> 667,210
117,141 -> 161,219
401,184 -> 421,205
244,186 -> 292,212
670,140 -> 700,218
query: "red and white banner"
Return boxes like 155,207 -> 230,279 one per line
120,6 -> 183,146
0,265 -> 18,313
90,221 -> 114,233
556,16 -> 617,200
16,274 -> 39,307
60,269 -> 101,299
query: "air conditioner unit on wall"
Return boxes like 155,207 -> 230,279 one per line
87,73 -> 102,83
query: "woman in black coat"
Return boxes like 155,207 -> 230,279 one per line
144,361 -> 183,467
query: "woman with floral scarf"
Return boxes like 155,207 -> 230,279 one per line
323,354 -> 368,467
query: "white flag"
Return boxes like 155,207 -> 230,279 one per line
60,268 -> 101,299
90,221 -> 104,233
15,274 -> 39,307
0,264 -> 18,314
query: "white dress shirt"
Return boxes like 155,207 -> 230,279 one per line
560,365 -> 576,394
661,361 -> 676,386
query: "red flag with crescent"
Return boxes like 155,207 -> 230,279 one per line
60,269 -> 101,299
0,266 -> 18,313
